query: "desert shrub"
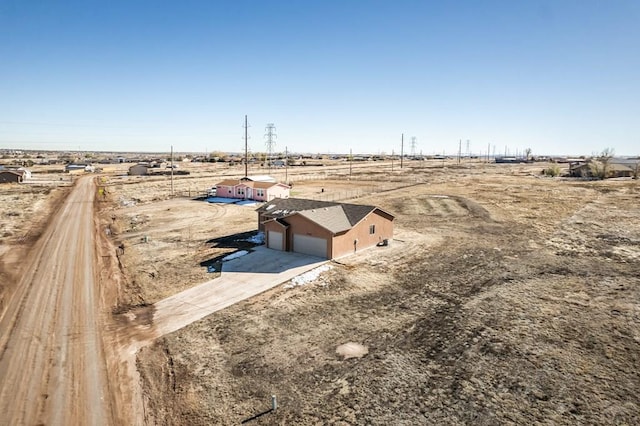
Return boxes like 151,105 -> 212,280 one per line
542,164 -> 561,177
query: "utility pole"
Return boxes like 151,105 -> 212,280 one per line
349,148 -> 353,178
391,149 -> 394,172
411,136 -> 417,158
400,133 -> 404,169
458,140 -> 462,164
466,140 -> 470,159
487,143 -> 490,163
285,146 -> 288,183
244,115 -> 249,177
265,123 -> 276,173
170,145 -> 174,197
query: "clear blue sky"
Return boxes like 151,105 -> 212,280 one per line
1,1 -> 638,156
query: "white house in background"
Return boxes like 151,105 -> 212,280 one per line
65,163 -> 95,173
16,167 -> 32,179
244,175 -> 277,183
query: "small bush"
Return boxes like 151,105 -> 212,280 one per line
542,164 -> 561,177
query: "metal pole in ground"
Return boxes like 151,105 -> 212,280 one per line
271,395 -> 277,411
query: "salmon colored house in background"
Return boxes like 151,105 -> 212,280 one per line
256,198 -> 395,259
215,176 -> 290,202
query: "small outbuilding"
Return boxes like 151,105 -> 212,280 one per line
0,170 -> 24,184
128,164 -> 150,176
256,198 -> 395,259
65,163 -> 94,173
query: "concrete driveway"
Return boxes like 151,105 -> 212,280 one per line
150,246 -> 327,338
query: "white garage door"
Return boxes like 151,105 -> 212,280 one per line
293,234 -> 327,258
268,231 -> 283,251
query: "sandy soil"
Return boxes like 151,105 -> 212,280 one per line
118,161 -> 639,425
0,181 -> 72,317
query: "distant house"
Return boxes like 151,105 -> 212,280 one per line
0,170 -> 25,184
256,198 -> 395,259
16,167 -> 31,179
569,160 -> 637,178
243,175 -> 277,183
128,164 -> 150,176
215,177 -> 289,201
65,163 -> 94,173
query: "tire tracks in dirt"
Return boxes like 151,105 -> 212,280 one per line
0,177 -> 117,426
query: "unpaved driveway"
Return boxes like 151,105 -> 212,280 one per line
0,177 -> 113,426
119,247 -> 327,344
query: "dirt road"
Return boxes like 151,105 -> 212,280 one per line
0,177 -> 113,425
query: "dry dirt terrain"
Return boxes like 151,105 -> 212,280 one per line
0,177 -> 118,425
1,160 -> 638,425
107,161 -> 639,425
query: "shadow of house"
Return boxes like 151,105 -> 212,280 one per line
200,231 -> 264,270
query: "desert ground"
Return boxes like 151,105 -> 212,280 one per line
1,159 -> 639,425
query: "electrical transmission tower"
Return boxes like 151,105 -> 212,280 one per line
410,136 -> 417,157
265,123 -> 277,172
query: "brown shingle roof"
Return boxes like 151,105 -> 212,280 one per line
257,197 -> 394,234
299,205 -> 353,233
216,179 -> 240,187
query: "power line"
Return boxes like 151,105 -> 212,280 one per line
264,123 -> 277,172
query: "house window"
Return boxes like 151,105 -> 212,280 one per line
257,189 -> 264,197
369,224 -> 375,234
238,188 -> 244,195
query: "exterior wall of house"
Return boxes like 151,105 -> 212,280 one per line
263,220 -> 290,250
217,182 -> 289,201
282,214 -> 332,258
331,211 -> 394,259
258,212 -> 267,231
216,184 -> 236,198
236,184 -> 250,199
265,185 -> 290,201
253,190 -> 267,202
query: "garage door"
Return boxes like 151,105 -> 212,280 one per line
268,231 -> 283,251
293,234 -> 327,258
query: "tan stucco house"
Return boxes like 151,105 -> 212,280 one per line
257,198 -> 394,259
215,177 -> 290,201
